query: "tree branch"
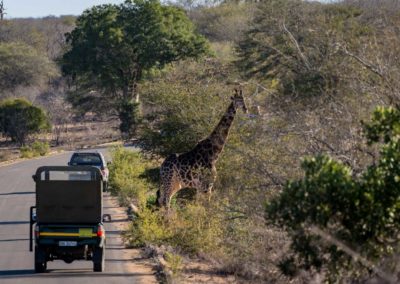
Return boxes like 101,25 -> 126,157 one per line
281,21 -> 311,71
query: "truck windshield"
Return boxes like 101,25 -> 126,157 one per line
39,170 -> 94,181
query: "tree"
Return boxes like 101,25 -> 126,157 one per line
266,106 -> 400,281
0,42 -> 57,94
0,99 -> 51,145
62,0 -> 209,137
0,0 -> 6,21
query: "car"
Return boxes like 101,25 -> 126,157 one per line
68,151 -> 109,191
30,166 -> 106,273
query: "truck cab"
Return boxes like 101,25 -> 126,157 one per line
30,166 -> 106,273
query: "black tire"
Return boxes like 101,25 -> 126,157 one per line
93,246 -> 105,272
34,248 -> 47,273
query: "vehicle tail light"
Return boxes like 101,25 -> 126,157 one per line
97,225 -> 104,237
35,225 -> 40,238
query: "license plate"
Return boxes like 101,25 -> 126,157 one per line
59,241 -> 77,247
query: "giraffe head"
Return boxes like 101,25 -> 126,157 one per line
232,89 -> 248,113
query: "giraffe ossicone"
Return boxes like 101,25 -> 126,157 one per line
157,89 -> 248,208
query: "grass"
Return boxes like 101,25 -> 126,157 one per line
20,141 -> 49,158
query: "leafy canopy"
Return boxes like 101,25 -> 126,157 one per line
62,0 -> 209,134
266,106 -> 400,280
0,99 -> 51,145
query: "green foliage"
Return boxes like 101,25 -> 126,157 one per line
20,141 -> 50,158
164,251 -> 183,277
0,99 -> 51,145
127,207 -> 171,247
266,106 -> 400,280
0,42 -> 57,93
126,202 -> 224,255
62,0 -> 209,135
167,203 -> 224,254
139,58 -> 237,156
31,141 -> 50,156
20,146 -> 35,159
108,146 -> 156,207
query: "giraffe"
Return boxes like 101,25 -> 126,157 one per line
157,89 -> 248,208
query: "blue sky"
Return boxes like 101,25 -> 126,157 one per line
3,0 -> 125,18
3,0 -> 333,18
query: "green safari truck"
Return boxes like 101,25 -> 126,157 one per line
30,166 -> 106,273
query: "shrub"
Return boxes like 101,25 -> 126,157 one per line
127,208 -> 171,247
31,141 -> 49,156
167,203 -> 224,255
108,146 -> 156,207
266,106 -> 400,281
0,98 -> 51,145
20,146 -> 34,158
164,252 -> 183,277
20,141 -> 50,158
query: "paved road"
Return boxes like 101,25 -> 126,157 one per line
0,149 -> 154,283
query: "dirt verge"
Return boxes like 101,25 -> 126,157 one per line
103,193 -> 160,283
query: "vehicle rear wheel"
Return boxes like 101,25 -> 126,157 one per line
93,246 -> 105,272
34,248 -> 47,273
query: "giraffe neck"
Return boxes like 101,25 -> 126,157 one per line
206,101 -> 237,160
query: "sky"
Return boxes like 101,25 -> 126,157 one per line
3,0 -> 125,18
3,0 -> 333,19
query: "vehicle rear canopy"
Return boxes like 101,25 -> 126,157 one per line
33,166 -> 103,224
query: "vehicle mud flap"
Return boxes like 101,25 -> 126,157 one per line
93,246 -> 105,272
34,247 -> 47,273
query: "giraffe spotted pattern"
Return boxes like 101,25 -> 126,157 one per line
157,89 -> 248,208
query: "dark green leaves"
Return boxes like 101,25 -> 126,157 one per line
0,99 -> 51,145
62,0 -> 209,135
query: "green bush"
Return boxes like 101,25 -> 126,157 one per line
126,202 -> 224,255
31,141 -> 50,156
127,208 -> 171,247
164,251 -> 183,277
266,106 -> 400,280
20,141 -> 50,158
108,147 -> 156,207
0,98 -> 51,145
20,146 -> 34,158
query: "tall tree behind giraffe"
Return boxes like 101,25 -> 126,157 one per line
157,89 -> 248,208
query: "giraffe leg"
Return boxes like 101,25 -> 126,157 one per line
159,154 -> 179,208
160,168 -> 182,209
204,167 -> 217,202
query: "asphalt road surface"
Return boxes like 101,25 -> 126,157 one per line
0,149 -> 154,283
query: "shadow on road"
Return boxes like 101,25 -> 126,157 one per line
0,191 -> 34,196
0,238 -> 29,242
0,221 -> 29,225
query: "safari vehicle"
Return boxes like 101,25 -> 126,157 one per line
29,166 -> 106,273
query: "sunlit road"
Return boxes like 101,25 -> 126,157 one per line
0,148 -> 155,283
